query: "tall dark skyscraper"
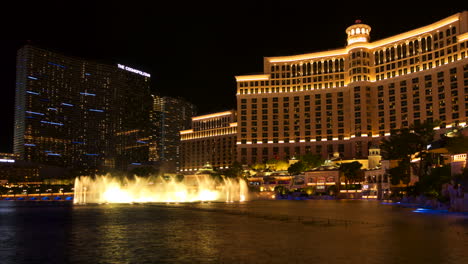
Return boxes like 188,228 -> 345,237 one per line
150,95 -> 196,170
14,45 -> 152,174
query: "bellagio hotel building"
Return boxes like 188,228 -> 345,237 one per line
235,11 -> 468,165
179,111 -> 237,172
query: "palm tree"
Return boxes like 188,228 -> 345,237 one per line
339,161 -> 363,190
380,120 -> 439,186
288,161 -> 306,175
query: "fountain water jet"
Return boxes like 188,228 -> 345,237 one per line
74,174 -> 248,204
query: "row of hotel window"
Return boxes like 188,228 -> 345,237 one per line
238,67 -> 463,104
236,118 -> 463,144
375,48 -> 458,73
351,38 -> 466,81
237,79 -> 466,139
374,68 -> 465,128
376,54 -> 465,81
355,69 -> 468,129
239,57 -> 464,94
373,35 -> 459,65
239,144 -> 363,162
239,74 -> 345,88
270,59 -> 345,76
240,144 -> 346,154
240,67 -> 463,96
238,83 -> 346,94
265,27 -> 458,72
241,40 -> 464,89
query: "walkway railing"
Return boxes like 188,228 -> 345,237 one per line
0,192 -> 74,201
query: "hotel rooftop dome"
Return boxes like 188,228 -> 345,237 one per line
346,20 -> 371,46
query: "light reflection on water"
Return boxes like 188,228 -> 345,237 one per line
1,200 -> 468,263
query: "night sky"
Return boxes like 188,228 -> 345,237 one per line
0,1 -> 464,152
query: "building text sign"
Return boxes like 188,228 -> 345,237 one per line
117,64 -> 151,77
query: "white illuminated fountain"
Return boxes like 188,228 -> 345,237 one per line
73,174 -> 248,204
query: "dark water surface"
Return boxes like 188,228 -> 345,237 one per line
1,200 -> 468,264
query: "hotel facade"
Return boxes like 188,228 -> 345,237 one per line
179,111 -> 237,172
14,45 -> 152,174
150,95 -> 196,168
235,12 -> 468,165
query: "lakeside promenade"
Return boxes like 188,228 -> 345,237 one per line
0,192 -> 73,201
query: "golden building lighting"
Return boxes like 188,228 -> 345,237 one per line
235,11 -> 468,165
179,110 -> 237,172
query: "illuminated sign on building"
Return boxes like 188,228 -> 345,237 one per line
117,64 -> 151,77
0,159 -> 15,163
452,154 -> 467,162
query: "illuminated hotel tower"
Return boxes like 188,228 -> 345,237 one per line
235,11 -> 468,165
179,110 -> 237,172
14,45 -> 151,173
150,95 -> 196,167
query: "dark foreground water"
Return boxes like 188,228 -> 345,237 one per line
1,200 -> 468,264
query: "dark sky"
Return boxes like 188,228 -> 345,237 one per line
0,1 -> 465,152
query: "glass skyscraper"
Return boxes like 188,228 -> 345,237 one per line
14,45 -> 151,174
150,95 -> 196,170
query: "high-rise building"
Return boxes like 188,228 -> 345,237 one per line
14,45 -> 151,174
0,153 -> 40,184
150,95 -> 196,167
179,110 -> 237,172
113,64 -> 152,171
235,11 -> 468,165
